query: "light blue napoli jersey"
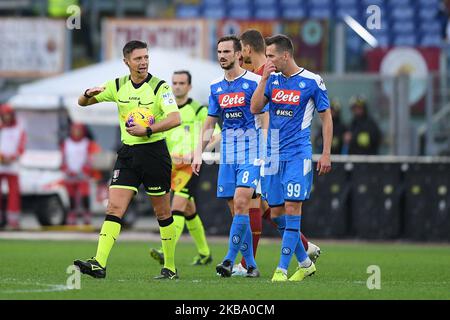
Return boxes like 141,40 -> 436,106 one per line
208,70 -> 266,164
264,68 -> 330,160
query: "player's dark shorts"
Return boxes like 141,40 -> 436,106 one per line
174,173 -> 199,201
110,139 -> 171,196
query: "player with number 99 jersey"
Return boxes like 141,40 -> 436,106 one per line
262,68 -> 330,206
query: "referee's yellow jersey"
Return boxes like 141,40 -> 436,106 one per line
95,73 -> 179,145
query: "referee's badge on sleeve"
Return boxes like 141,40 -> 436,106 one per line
162,92 -> 175,105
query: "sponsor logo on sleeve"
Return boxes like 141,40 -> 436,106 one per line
317,77 -> 326,90
162,92 -> 176,105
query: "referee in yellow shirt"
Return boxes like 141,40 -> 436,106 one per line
74,40 -> 181,280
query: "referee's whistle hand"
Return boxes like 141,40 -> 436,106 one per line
125,123 -> 147,137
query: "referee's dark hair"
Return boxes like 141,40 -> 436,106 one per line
173,70 -> 192,85
265,34 -> 294,57
240,29 -> 265,54
123,40 -> 148,57
217,35 -> 242,52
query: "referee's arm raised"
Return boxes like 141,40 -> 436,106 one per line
78,87 -> 105,106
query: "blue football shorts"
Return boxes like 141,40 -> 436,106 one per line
262,158 -> 313,207
217,162 -> 260,198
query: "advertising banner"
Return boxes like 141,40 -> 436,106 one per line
102,19 -> 209,60
216,19 -> 329,72
0,18 -> 67,77
280,20 -> 330,72
365,47 -> 441,112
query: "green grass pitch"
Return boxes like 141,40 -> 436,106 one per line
0,239 -> 449,300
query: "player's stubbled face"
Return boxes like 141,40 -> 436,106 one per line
266,44 -> 285,73
126,48 -> 149,75
172,73 -> 191,98
217,40 -> 239,70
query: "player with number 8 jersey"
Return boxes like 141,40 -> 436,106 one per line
192,35 -> 267,278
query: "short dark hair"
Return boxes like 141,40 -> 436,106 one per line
217,35 -> 242,52
265,34 -> 294,56
122,40 -> 147,57
173,70 -> 192,85
240,29 -> 265,53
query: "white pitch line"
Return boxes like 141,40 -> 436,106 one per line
0,280 -> 71,294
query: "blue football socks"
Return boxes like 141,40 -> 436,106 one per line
278,215 -> 301,270
224,214 -> 249,263
240,222 -> 257,268
274,214 -> 309,264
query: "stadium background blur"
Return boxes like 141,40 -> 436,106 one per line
0,0 -> 449,243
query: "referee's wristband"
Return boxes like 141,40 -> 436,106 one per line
146,127 -> 153,138
84,89 -> 93,99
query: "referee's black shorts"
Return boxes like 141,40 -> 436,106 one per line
110,139 -> 171,196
